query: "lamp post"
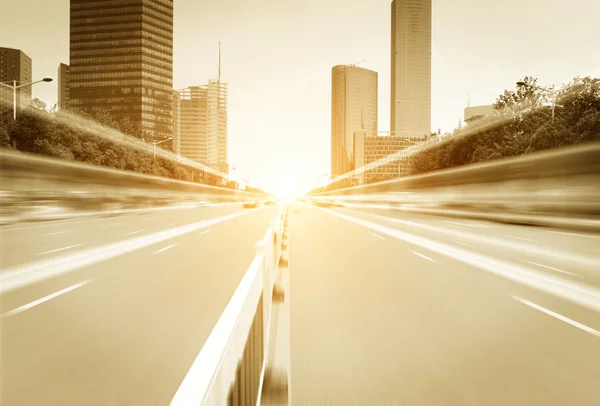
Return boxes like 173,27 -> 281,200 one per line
516,81 -> 556,121
0,77 -> 53,120
151,137 -> 173,158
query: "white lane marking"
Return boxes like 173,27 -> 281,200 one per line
125,229 -> 144,236
341,209 -> 600,269
0,209 -> 262,295
505,235 -> 536,242
44,230 -> 74,236
2,280 -> 91,317
0,217 -> 110,232
0,203 -> 238,233
100,222 -> 123,228
318,208 -> 600,313
368,232 -> 385,240
547,230 -> 600,239
152,244 -> 176,255
512,296 -> 600,338
36,244 -> 83,256
199,229 -> 211,235
457,242 -> 473,248
409,250 -> 438,263
167,222 -> 179,226
347,222 -> 358,228
525,261 -> 581,278
444,220 -> 487,228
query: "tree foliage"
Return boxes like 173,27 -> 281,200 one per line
407,76 -> 599,176
0,105 -> 242,190
30,98 -> 48,112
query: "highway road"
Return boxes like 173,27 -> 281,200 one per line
3,201 -> 600,405
0,204 -> 279,406
289,203 -> 600,406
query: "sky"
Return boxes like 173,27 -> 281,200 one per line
1,0 -> 599,193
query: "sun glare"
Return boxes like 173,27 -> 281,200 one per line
270,173 -> 311,202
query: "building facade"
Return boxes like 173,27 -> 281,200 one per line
331,65 -> 378,178
69,0 -> 174,142
57,63 -> 70,110
354,131 -> 431,183
464,104 -> 495,125
172,89 -> 180,157
0,47 -> 32,109
179,80 -> 228,172
391,0 -> 431,138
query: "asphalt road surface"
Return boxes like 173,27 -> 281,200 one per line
288,203 -> 600,406
1,204 -> 279,406
3,201 -> 600,405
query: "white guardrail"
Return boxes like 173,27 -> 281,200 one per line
171,207 -> 289,406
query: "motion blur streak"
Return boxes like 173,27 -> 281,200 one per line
319,207 -> 600,312
0,208 -> 261,295
1,205 -> 279,405
289,203 -> 600,405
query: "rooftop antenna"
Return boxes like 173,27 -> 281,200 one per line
218,41 -> 221,81
351,60 -> 366,67
467,92 -> 471,107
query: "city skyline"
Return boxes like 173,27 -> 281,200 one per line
1,0 -> 599,193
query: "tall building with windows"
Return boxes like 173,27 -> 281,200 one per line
57,63 -> 70,110
0,47 -> 32,109
331,64 -> 378,178
391,0 -> 431,138
354,130 -> 432,184
69,0 -> 174,142
179,79 -> 228,172
172,89 -> 180,157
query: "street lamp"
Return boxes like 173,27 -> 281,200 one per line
0,77 -> 53,120
516,80 -> 556,121
151,137 -> 173,158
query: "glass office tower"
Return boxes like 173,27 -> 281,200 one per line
69,0 -> 174,142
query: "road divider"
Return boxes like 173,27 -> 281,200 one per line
171,206 -> 290,406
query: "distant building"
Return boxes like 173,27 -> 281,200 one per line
331,64 -> 378,178
0,47 -> 32,109
391,0 -> 432,138
179,80 -> 228,172
172,89 -> 181,157
57,63 -> 70,110
354,131 -> 431,184
464,104 -> 495,124
69,0 -> 174,144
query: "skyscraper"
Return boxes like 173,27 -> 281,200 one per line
0,47 -> 32,109
172,89 -> 181,157
331,65 -> 378,178
69,0 -> 173,142
57,63 -> 70,110
391,0 -> 431,137
179,80 -> 228,172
